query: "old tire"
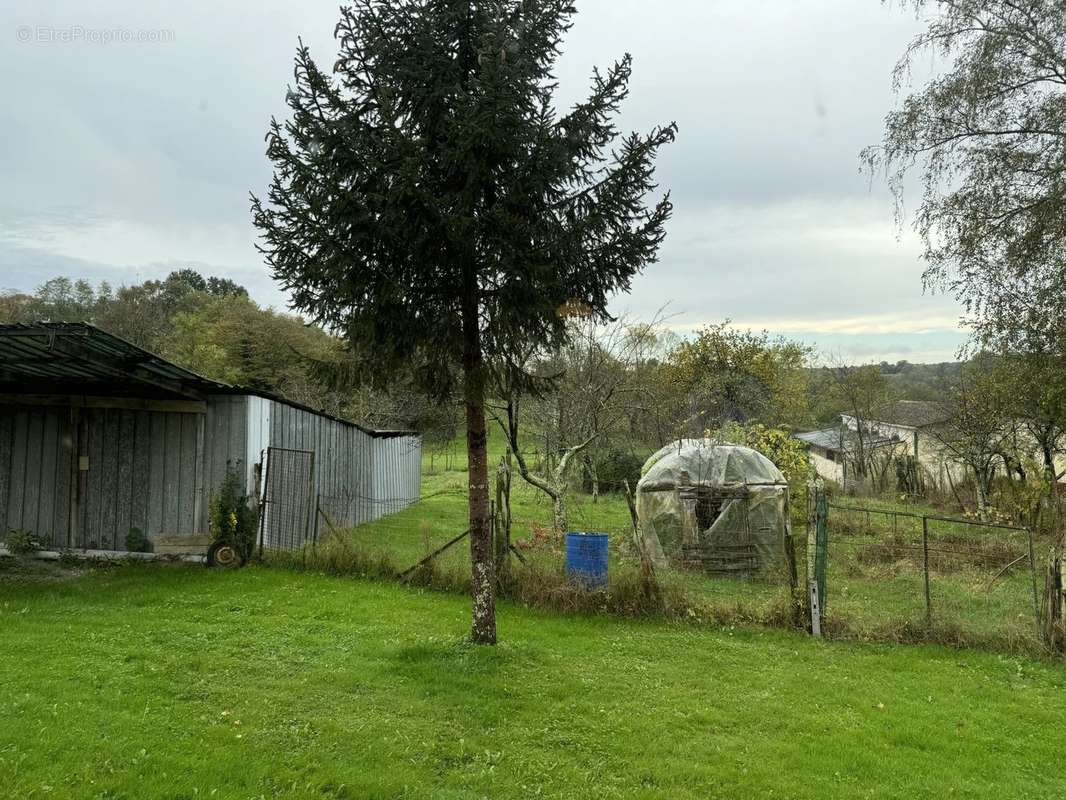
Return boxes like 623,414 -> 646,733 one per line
207,540 -> 244,569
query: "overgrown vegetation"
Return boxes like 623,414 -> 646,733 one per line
208,465 -> 259,561
2,529 -> 43,557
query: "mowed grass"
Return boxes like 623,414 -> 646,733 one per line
2,563 -> 1066,799
350,430 -> 633,577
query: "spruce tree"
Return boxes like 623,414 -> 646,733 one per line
252,0 -> 675,644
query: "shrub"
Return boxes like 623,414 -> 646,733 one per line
125,527 -> 152,553
711,422 -> 813,486
4,529 -> 43,557
209,464 -> 259,560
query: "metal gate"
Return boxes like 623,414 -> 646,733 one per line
258,447 -> 315,552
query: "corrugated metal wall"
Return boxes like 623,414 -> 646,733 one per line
252,398 -> 422,531
371,434 -> 423,519
260,398 -> 373,528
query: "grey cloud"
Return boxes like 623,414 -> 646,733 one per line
1,0 -> 957,360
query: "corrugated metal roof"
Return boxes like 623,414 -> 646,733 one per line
0,322 -> 416,438
793,428 -> 844,450
793,427 -> 898,452
0,321 -> 229,395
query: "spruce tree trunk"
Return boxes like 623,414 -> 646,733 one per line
463,296 -> 497,645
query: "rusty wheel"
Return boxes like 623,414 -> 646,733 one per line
207,540 -> 244,568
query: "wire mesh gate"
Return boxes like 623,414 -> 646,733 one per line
258,447 -> 316,553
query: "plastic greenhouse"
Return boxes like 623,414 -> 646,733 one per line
636,439 -> 792,577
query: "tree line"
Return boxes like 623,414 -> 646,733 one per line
0,271 -> 451,435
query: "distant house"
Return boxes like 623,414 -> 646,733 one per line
842,400 -> 951,457
792,426 -> 899,486
798,399 -> 1066,494
795,401 -> 966,489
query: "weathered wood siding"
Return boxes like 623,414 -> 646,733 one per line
199,395 -> 250,533
0,407 -> 73,548
0,404 -> 209,549
79,407 -> 204,548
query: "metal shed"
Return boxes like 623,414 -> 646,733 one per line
0,322 -> 421,553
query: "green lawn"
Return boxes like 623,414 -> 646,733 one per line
1,563 -> 1065,799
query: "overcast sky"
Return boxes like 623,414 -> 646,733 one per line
2,0 -> 967,363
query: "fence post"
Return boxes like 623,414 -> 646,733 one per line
494,458 -> 512,575
809,580 -> 822,638
922,516 -> 932,625
1045,547 -> 1063,654
807,486 -> 828,635
1026,529 -> 1041,640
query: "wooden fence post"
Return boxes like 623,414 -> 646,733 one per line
807,485 -> 828,635
494,458 -> 512,576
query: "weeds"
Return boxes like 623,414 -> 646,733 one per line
261,496 -> 1054,657
3,529 -> 43,557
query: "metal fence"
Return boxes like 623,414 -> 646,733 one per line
805,495 -> 1045,651
259,447 -> 316,553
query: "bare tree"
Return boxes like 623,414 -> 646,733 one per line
495,315 -> 662,536
933,367 -> 1016,518
825,362 -> 892,480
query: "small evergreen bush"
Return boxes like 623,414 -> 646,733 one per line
209,464 -> 259,560
125,527 -> 152,553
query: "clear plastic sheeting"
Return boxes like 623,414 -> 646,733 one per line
636,440 -> 791,576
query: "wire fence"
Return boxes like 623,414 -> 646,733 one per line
255,461 -> 1063,655
812,499 -> 1045,652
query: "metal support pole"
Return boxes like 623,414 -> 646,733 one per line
922,516 -> 932,625
1027,529 -> 1040,638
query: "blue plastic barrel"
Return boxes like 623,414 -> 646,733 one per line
565,532 -> 609,588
